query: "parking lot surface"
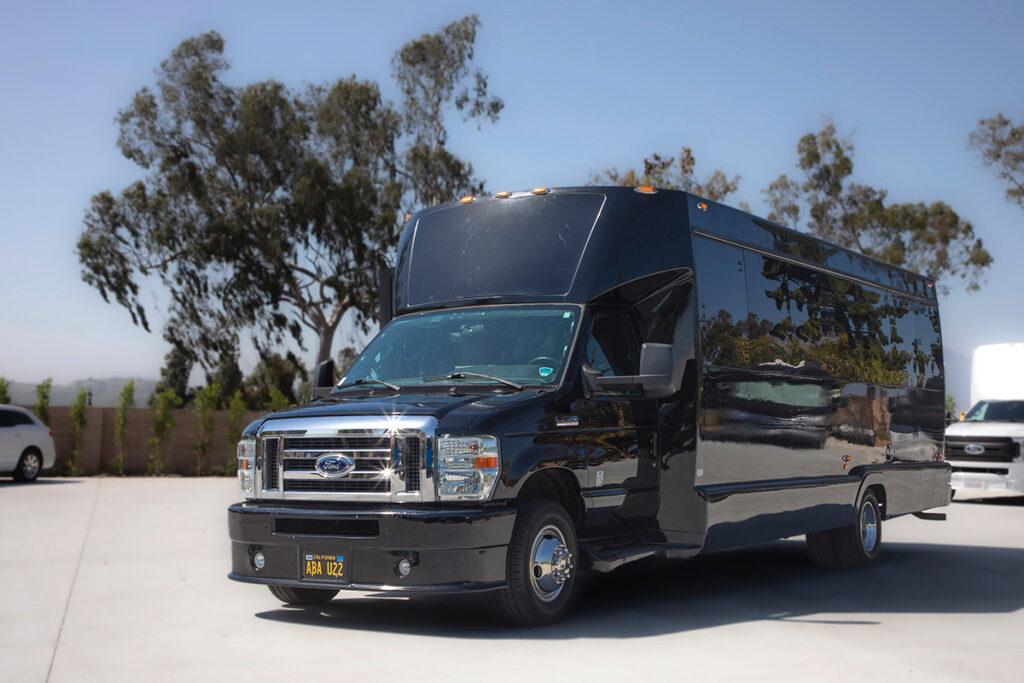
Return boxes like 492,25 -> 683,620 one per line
1,477 -> 1022,682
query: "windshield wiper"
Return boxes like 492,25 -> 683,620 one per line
336,377 -> 400,391
422,372 -> 523,391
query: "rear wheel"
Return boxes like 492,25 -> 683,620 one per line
806,489 -> 883,568
268,584 -> 338,605
13,449 -> 42,482
497,499 -> 581,626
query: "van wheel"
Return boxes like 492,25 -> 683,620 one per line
13,449 -> 42,482
497,499 -> 580,626
806,490 -> 883,568
268,585 -> 338,605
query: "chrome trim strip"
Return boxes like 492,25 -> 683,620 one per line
282,471 -> 388,481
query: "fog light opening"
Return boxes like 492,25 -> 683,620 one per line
253,552 -> 266,571
397,558 -> 412,578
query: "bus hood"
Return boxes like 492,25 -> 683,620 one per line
255,389 -> 548,434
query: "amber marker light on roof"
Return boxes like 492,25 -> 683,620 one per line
697,202 -> 708,211
531,187 -> 549,195
403,213 -> 412,222
494,191 -> 511,198
460,196 -> 475,204
635,186 -> 657,194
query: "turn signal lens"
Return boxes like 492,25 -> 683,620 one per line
475,456 -> 499,469
635,186 -> 657,194
237,438 -> 256,498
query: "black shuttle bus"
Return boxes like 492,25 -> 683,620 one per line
228,186 -> 950,625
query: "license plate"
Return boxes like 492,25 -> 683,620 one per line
302,551 -> 346,582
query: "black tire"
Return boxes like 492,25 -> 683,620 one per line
497,499 -> 581,626
806,489 -> 883,568
13,448 -> 43,483
268,584 -> 338,605
805,528 -> 838,568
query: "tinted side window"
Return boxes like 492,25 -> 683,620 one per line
635,280 -> 693,345
917,304 -> 943,389
586,314 -> 639,377
0,410 -> 13,427
889,295 -> 918,386
694,238 -> 747,367
743,251 -> 788,366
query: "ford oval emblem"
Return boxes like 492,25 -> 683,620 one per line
315,453 -> 356,478
964,443 -> 985,456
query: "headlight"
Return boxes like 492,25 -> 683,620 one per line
437,436 -> 500,501
237,438 -> 256,498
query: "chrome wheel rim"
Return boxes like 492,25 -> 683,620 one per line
22,453 -> 41,479
529,524 -> 574,603
860,500 -> 878,552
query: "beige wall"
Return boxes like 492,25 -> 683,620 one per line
45,406 -> 266,476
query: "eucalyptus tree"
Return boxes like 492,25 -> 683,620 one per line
764,122 -> 992,292
592,146 -> 742,203
78,16 -> 501,372
970,113 -> 1024,214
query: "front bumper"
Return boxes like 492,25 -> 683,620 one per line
949,460 -> 1024,493
228,501 -> 515,592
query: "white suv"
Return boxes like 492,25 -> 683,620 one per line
0,405 -> 56,482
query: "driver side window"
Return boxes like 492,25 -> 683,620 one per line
586,314 -> 639,377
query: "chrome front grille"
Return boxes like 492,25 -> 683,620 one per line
255,415 -> 436,502
945,437 -> 1020,463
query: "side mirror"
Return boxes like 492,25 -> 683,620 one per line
378,266 -> 394,327
945,410 -> 956,426
315,359 -> 335,389
585,343 -> 676,399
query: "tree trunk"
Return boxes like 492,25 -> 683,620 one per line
315,322 -> 339,371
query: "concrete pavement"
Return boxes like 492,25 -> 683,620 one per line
1,477 -> 1022,682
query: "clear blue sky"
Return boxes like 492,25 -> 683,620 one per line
2,0 -> 1022,409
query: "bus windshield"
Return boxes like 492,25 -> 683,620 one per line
340,306 -> 580,388
963,400 -> 1024,422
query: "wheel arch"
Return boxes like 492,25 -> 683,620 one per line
853,473 -> 887,520
514,467 -> 585,532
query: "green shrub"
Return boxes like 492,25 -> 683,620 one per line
267,387 -> 290,412
113,380 -> 135,475
221,389 -> 248,475
68,388 -> 88,476
148,388 -> 181,475
193,383 -> 220,476
33,378 -> 53,426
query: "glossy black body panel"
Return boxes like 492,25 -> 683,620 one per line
393,190 -> 694,313
229,187 -> 948,592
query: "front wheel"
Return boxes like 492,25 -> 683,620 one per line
13,449 -> 42,482
806,489 -> 883,568
497,499 -> 581,626
268,584 -> 338,605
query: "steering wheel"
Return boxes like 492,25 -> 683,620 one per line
528,356 -> 559,366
